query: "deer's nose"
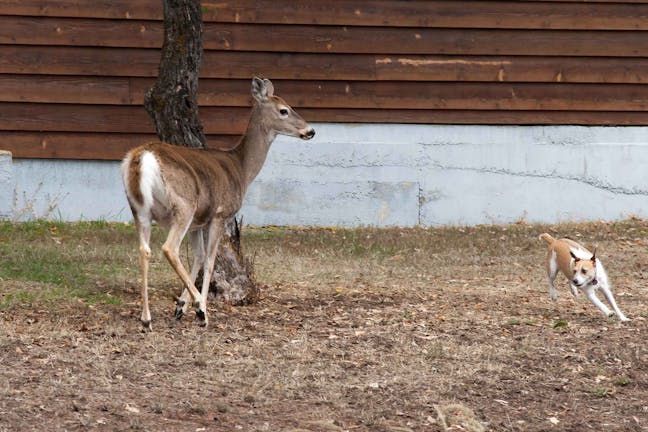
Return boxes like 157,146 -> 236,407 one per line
301,128 -> 315,140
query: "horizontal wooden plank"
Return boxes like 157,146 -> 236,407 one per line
200,25 -> 648,57
0,46 -> 375,80
519,1 -> 648,3
0,46 -> 161,77
5,76 -> 648,112
0,132 -> 240,160
300,108 -> 648,126
0,0 -> 162,21
136,80 -> 648,111
0,16 -> 163,48
0,103 -> 248,134
201,1 -> 648,30
0,75 -> 132,104
372,55 -> 648,84
2,104 -> 648,136
3,46 -> 648,85
159,80 -> 648,111
4,17 -> 648,57
4,0 -> 648,30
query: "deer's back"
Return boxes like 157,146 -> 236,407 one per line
123,142 -> 244,227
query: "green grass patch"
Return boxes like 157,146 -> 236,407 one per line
0,285 -> 122,311
0,221 -> 141,310
0,252 -> 87,286
590,387 -> 612,398
552,320 -> 569,328
0,290 -> 35,310
613,376 -> 631,387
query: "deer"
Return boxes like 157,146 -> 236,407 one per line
121,77 -> 315,331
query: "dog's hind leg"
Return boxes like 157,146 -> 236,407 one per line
599,285 -> 629,322
547,250 -> 559,301
584,286 -> 613,318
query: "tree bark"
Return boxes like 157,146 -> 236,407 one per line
144,0 -> 205,149
146,0 -> 258,305
195,218 -> 260,305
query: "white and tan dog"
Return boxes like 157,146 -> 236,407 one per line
539,233 -> 629,321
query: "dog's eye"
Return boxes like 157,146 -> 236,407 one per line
581,269 -> 587,274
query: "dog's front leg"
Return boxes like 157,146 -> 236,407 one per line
584,286 -> 612,317
570,284 -> 579,297
599,285 -> 629,322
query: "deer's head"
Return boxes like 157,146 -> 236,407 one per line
251,77 -> 315,140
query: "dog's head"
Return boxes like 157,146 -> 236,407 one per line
569,249 -> 597,287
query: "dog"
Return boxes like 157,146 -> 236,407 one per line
539,233 -> 629,321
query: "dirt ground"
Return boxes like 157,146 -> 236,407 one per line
1,220 -> 648,431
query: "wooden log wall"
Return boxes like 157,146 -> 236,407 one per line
1,0 -> 648,160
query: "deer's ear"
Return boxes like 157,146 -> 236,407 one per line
252,77 -> 274,102
262,78 -> 274,97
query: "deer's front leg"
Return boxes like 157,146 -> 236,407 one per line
195,218 -> 225,327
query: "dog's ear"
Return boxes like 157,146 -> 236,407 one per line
591,247 -> 597,262
570,250 -> 580,262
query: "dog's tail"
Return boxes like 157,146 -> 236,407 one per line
539,233 -> 555,245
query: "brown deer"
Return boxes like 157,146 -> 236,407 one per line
121,78 -> 315,330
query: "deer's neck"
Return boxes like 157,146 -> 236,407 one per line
235,106 -> 276,189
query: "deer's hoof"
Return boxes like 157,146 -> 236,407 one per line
174,300 -> 186,320
195,309 -> 208,327
140,320 -> 153,333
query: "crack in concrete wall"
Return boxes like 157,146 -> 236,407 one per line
426,163 -> 648,197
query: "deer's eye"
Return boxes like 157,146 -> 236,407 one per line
279,108 -> 289,116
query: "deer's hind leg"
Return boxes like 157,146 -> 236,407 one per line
135,217 -> 153,331
175,229 -> 205,320
161,214 -> 207,326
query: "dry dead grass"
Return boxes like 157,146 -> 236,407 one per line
1,220 -> 648,431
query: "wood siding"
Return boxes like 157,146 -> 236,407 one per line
1,1 -> 648,160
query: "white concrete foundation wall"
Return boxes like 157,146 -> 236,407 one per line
0,151 -> 12,219
3,124 -> 648,226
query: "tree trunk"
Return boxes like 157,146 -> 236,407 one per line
146,0 -> 258,305
144,0 -> 205,149
195,218 -> 260,305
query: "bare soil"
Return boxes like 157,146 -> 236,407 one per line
1,220 -> 648,431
